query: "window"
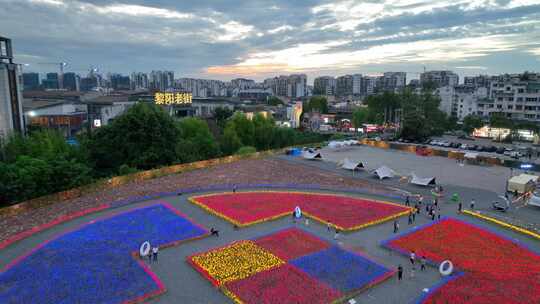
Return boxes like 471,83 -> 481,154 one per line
478,104 -> 484,108
478,111 -> 484,115
488,104 -> 494,108
508,105 -> 513,110
508,97 -> 514,101
498,97 -> 503,101
526,114 -> 535,119
518,88 -> 524,93
526,98 -> 538,102
506,87 -> 511,91
516,105 -> 523,110
497,105 -> 502,109
517,97 -> 523,102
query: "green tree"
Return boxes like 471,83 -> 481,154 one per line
462,115 -> 484,134
228,113 -> 255,147
213,107 -> 234,130
352,107 -> 369,129
489,113 -> 513,129
220,124 -> 242,155
175,118 -> 220,163
304,96 -> 328,114
252,114 -> 275,150
86,103 -> 179,175
235,146 -> 257,155
267,96 -> 284,106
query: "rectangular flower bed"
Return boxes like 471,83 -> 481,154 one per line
189,191 -> 411,231
382,217 -> 540,303
188,228 -> 394,304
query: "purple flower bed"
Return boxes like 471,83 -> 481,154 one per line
291,246 -> 392,294
0,204 -> 207,304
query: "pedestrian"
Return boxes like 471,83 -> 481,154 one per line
148,247 -> 152,263
458,202 -> 462,212
438,213 -> 441,220
418,195 -> 423,206
410,266 -> 416,279
470,199 -> 475,210
408,212 -> 413,225
292,211 -> 296,223
210,228 -> 220,237
420,256 -> 426,271
415,203 -> 420,215
393,220 -> 399,233
327,221 -> 331,232
334,228 -> 340,240
152,247 -> 158,262
434,198 -> 438,209
232,185 -> 237,193
425,203 -> 429,213
410,251 -> 416,265
405,196 -> 410,206
412,211 -> 416,222
514,189 -> 518,198
431,210 -> 436,221
398,265 -> 403,281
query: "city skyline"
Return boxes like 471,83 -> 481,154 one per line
2,0 -> 540,82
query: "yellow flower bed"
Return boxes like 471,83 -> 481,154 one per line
191,240 -> 284,285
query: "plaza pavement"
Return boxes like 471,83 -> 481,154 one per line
2,150 -> 540,303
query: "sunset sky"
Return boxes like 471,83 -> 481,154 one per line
2,0 -> 540,82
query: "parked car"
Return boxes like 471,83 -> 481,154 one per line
450,142 -> 461,148
496,147 -> 506,154
475,145 -> 485,152
503,148 -> 513,156
486,146 -> 498,153
468,145 -> 478,150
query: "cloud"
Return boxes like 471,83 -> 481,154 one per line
1,0 -> 539,80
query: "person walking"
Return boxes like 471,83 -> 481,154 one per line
470,199 -> 476,210
393,220 -> 399,233
148,247 -> 152,263
398,265 -> 403,281
408,212 -> 413,225
418,195 -> 423,206
412,210 -> 416,222
334,228 -> 340,240
420,256 -> 426,271
152,247 -> 159,262
458,202 -> 462,212
415,203 -> 420,215
327,221 -> 331,232
405,196 -> 410,206
410,251 -> 416,265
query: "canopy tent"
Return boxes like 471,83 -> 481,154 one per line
302,151 -> 322,160
507,174 -> 538,194
340,158 -> 365,171
410,173 -> 436,186
372,166 -> 395,179
464,152 -> 478,159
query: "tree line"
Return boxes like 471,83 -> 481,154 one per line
0,103 -> 326,206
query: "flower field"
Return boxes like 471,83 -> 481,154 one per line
189,228 -> 394,304
0,203 -> 208,304
382,217 -> 540,303
189,191 -> 411,230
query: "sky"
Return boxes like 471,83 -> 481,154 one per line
1,0 -> 540,83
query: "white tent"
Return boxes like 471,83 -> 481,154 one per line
464,152 -> 478,159
507,174 -> 538,194
302,151 -> 322,160
410,173 -> 436,186
341,158 -> 365,170
373,166 -> 395,179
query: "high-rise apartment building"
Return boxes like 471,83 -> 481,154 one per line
381,72 -> 406,92
130,72 -> 148,90
22,72 -> 39,91
477,73 -> 540,122
109,74 -> 130,90
336,75 -> 353,96
265,74 -> 307,98
231,78 -> 255,90
149,70 -> 174,91
62,72 -> 79,91
420,70 -> 459,88
352,74 -> 362,95
437,85 -> 487,121
42,72 -> 59,90
0,36 -> 24,138
313,76 -> 336,95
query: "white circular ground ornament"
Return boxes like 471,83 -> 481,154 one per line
439,260 -> 453,276
295,206 -> 302,218
140,241 -> 151,257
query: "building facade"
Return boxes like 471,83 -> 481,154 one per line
420,70 -> 459,88
22,72 -> 39,91
313,76 -> 336,96
437,85 -> 487,121
0,36 -> 24,139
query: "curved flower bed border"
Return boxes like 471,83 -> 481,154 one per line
462,209 -> 540,240
0,183 -> 408,250
381,216 -> 540,304
189,226 -> 395,304
189,191 -> 411,231
1,203 -> 209,304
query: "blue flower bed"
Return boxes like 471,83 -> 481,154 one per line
0,204 -> 207,304
291,246 -> 391,293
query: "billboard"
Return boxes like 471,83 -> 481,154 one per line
154,92 -> 192,105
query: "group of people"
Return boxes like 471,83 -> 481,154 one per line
142,245 -> 159,263
397,251 -> 428,281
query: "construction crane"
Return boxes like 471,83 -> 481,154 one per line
37,62 -> 67,89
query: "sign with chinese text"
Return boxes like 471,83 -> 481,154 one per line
154,92 -> 192,105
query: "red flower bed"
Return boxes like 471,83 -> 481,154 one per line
224,264 -> 341,304
254,228 -> 330,261
190,191 -> 410,230
384,218 -> 540,303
